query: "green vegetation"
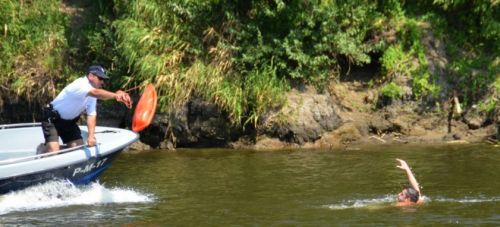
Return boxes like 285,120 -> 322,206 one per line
380,82 -> 403,99
111,0 -> 385,124
0,0 -> 69,106
1,0 -> 498,123
407,0 -> 499,109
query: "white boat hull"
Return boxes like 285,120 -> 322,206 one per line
0,123 -> 138,194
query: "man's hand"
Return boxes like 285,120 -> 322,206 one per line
87,136 -> 96,147
115,90 -> 133,108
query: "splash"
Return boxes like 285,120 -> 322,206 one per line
324,195 -> 395,210
324,195 -> 500,210
0,180 -> 153,215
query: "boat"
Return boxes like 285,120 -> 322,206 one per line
0,123 -> 138,194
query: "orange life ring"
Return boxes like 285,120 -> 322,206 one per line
132,84 -> 157,132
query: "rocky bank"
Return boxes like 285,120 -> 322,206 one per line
1,74 -> 498,151
119,78 -> 498,151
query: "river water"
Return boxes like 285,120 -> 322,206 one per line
1,144 -> 499,225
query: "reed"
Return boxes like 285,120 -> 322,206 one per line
0,0 -> 68,106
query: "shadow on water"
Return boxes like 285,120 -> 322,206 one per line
1,144 -> 499,225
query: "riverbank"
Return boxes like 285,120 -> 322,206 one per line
0,80 -> 497,151
1,1 -> 498,151
124,78 -> 498,151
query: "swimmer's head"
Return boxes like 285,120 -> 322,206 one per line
397,186 -> 419,203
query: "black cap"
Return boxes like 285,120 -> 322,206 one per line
88,65 -> 109,80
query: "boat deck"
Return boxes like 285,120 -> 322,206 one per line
0,123 -> 138,167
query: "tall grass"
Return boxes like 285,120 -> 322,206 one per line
112,1 -> 277,125
112,0 -> 385,124
0,0 -> 69,106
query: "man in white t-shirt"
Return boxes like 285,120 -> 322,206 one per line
40,65 -> 133,153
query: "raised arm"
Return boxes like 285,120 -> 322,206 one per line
396,158 -> 421,195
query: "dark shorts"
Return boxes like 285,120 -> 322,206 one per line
41,106 -> 81,144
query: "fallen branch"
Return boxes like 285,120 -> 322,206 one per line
486,137 -> 498,145
369,135 -> 386,143
393,138 -> 408,143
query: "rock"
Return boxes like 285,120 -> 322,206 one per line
463,109 -> 487,130
332,123 -> 363,144
127,141 -> 151,151
254,136 -> 288,150
159,140 -> 175,150
258,86 -> 343,144
364,91 -> 376,104
391,118 -> 408,134
418,117 -> 443,130
137,121 -> 167,148
442,133 -> 462,141
141,97 -> 243,148
368,116 -> 392,134
408,125 -> 427,136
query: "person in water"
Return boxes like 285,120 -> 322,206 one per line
396,158 -> 423,206
39,65 -> 132,153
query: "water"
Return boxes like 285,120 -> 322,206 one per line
1,144 -> 499,225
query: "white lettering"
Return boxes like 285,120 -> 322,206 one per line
72,157 -> 109,177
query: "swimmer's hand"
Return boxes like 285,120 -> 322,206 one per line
396,158 -> 410,171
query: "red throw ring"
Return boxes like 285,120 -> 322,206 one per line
132,84 -> 157,132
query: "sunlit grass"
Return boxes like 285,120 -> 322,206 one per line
0,0 -> 69,105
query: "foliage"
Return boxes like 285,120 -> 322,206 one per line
379,16 -> 440,99
243,61 -> 289,126
431,0 -> 499,53
448,56 -> 498,105
474,58 -> 499,113
380,44 -> 412,81
111,0 -> 386,124
404,0 -> 499,105
420,0 -> 499,107
229,1 -> 384,87
380,82 -> 403,98
0,0 -> 69,105
0,0 -> 497,124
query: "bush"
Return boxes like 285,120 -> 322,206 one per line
380,82 -> 404,98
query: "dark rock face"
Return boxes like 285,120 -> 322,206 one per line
96,102 -> 131,128
0,100 -> 43,124
258,88 -> 343,145
137,97 -> 242,148
175,98 -> 242,147
132,88 -> 343,149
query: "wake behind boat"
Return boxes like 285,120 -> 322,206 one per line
0,123 -> 138,194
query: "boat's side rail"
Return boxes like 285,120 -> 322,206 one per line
0,145 -> 87,165
0,122 -> 41,129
